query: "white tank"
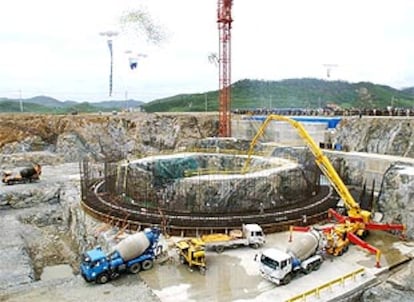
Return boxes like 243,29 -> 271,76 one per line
115,232 -> 150,261
287,230 -> 320,261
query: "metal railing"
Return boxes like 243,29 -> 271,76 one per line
286,268 -> 366,302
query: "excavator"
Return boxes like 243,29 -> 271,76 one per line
243,114 -> 406,267
2,163 -> 42,185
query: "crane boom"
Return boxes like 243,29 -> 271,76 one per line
242,114 -> 371,223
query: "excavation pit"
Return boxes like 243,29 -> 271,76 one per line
121,153 -> 319,213
82,152 -> 337,235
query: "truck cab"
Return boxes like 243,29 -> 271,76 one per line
259,248 -> 293,285
81,247 -> 110,283
243,224 -> 265,248
259,246 -> 323,285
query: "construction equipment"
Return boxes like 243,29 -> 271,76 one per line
175,238 -> 207,274
2,163 -> 42,185
201,223 -> 265,253
80,227 -> 161,284
259,229 -> 324,285
217,0 -> 233,137
244,114 -> 406,267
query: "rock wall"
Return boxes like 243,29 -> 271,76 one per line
0,113 -> 217,166
174,166 -> 313,212
336,117 -> 414,157
119,153 -> 317,213
377,162 -> 414,239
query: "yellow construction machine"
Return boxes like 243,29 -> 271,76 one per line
175,238 -> 207,274
245,115 -> 405,267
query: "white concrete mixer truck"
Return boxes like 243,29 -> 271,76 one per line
80,227 -> 161,284
258,229 -> 324,285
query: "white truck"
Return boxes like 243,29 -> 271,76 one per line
201,223 -> 265,253
258,229 -> 324,285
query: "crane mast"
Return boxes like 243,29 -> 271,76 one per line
217,0 -> 233,137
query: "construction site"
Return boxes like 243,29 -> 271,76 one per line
0,109 -> 413,302
1,1 -> 414,302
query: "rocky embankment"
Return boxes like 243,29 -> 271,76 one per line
0,113 -> 217,165
336,117 -> 414,157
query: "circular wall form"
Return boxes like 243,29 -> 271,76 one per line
120,153 -> 320,213
81,153 -> 337,235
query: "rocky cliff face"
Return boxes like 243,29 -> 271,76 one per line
0,113 -> 217,167
377,162 -> 414,238
336,117 -> 414,157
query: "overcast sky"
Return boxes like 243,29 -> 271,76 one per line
1,0 -> 413,103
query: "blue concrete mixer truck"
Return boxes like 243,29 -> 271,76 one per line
80,227 -> 161,284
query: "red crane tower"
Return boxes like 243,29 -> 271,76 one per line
217,0 -> 233,137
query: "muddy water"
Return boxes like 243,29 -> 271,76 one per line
141,253 -> 265,302
356,230 -> 409,268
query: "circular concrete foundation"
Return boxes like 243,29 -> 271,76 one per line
121,153 -> 320,213
81,152 -> 336,235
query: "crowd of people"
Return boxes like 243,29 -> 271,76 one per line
232,107 -> 414,117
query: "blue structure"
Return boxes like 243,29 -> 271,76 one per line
246,116 -> 342,129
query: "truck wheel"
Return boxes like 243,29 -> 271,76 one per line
215,246 -> 224,253
313,261 -> 322,271
302,265 -> 311,275
96,273 -> 109,284
142,260 -> 153,271
281,273 -> 292,285
343,245 -> 349,253
251,243 -> 260,249
129,263 -> 141,274
179,255 -> 186,264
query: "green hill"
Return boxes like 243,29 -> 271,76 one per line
402,87 -> 414,96
142,78 -> 414,112
1,79 -> 413,114
0,101 -> 51,113
0,97 -> 143,114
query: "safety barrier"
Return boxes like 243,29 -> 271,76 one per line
188,147 -> 267,156
285,267 -> 365,302
183,166 -> 273,177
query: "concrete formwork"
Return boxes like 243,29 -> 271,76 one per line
232,119 -> 328,146
325,150 -> 414,191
